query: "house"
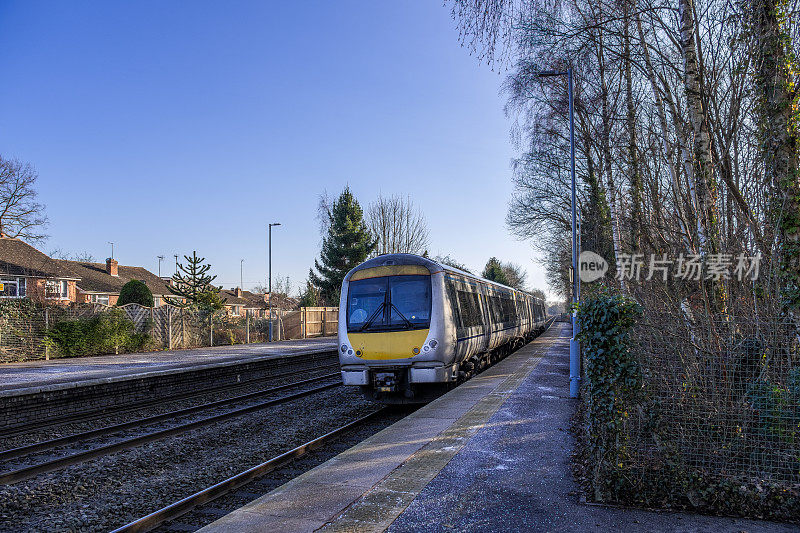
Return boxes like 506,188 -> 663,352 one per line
0,235 -> 80,304
0,235 -> 175,306
218,287 -> 249,316
243,290 -> 270,317
216,288 -> 293,318
218,287 -> 273,317
58,258 -> 173,306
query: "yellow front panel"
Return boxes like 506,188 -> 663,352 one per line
347,329 -> 429,360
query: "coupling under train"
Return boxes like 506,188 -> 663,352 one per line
337,253 -> 549,404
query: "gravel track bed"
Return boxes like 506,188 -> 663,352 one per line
0,360 -> 339,451
158,407 -> 414,532
0,385 -> 379,532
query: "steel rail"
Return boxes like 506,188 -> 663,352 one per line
0,369 -> 340,462
110,409 -> 384,533
0,350 -> 339,439
0,379 -> 342,485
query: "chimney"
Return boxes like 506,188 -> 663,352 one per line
106,257 -> 119,277
235,287 -> 243,298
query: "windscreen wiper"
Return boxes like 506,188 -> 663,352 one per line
359,303 -> 385,331
389,304 -> 414,329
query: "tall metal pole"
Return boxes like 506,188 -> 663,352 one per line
568,68 -> 580,398
535,67 -> 580,397
269,225 -> 272,342
240,259 -> 244,292
268,223 -> 281,342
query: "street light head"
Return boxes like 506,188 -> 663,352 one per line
535,69 -> 568,78
273,222 -> 281,227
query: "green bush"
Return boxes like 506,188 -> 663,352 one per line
576,297 -> 800,522
46,308 -> 149,357
577,293 -> 642,501
117,279 -> 154,307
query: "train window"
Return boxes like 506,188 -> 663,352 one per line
445,280 -> 462,326
347,275 -> 431,332
456,289 -> 482,328
490,295 -> 502,322
389,276 -> 431,328
347,278 -> 387,330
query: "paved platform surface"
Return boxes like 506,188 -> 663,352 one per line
199,323 -> 796,533
0,337 -> 336,393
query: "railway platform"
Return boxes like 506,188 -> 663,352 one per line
0,338 -> 337,434
199,323 -> 794,533
0,337 -> 336,394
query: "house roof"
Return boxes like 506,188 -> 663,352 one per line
217,289 -> 275,310
0,236 -> 80,279
218,289 -> 249,306
59,260 -> 172,296
242,290 -> 269,309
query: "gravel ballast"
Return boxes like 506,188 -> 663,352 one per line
0,385 -> 384,532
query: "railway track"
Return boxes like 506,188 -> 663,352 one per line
0,349 -> 339,439
0,361 -> 341,460
111,409 -> 388,533
0,372 -> 343,485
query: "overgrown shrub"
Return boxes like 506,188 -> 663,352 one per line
117,279 -> 154,307
46,308 -> 149,357
0,299 -> 47,361
576,297 -> 800,522
577,293 -> 642,501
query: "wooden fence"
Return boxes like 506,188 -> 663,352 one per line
116,304 -> 339,347
0,302 -> 342,362
279,307 -> 339,339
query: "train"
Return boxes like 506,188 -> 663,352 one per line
337,253 -> 549,403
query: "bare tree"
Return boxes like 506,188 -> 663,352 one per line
253,275 -> 291,296
367,194 -> 430,256
501,261 -> 528,290
49,249 -> 96,262
316,190 -> 333,237
434,254 -> 473,273
0,156 -> 48,242
749,0 -> 800,316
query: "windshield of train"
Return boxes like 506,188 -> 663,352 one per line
347,274 -> 431,332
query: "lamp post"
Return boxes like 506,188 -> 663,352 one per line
157,255 -> 164,277
537,67 -> 579,398
268,223 -> 281,341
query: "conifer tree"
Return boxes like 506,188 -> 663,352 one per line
482,257 -> 509,285
309,187 -> 376,303
298,279 -> 320,308
165,251 -> 226,312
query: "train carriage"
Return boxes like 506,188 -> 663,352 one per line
338,253 -> 548,404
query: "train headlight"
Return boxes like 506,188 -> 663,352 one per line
423,345 -> 430,352
428,339 -> 438,349
341,344 -> 348,353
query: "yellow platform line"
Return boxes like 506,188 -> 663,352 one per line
318,334 -> 555,532
198,324 -> 564,533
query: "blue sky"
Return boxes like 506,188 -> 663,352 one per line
0,1 -> 550,297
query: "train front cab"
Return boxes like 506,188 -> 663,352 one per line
337,261 -> 454,402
